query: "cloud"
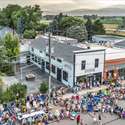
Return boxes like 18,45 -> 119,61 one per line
0,0 -> 125,11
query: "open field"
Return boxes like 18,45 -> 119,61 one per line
103,23 -> 125,37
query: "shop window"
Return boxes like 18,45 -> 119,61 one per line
34,56 -> 37,63
31,54 -> 34,61
63,71 -> 68,81
95,58 -> 99,68
52,65 -> 56,74
46,62 -> 50,70
81,60 -> 86,70
46,53 -> 49,57
57,58 -> 62,63
52,56 -> 55,60
38,57 -> 41,65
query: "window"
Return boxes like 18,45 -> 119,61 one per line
31,54 -> 34,61
81,61 -> 86,70
95,59 -> 99,68
34,56 -> 37,63
63,71 -> 68,81
31,48 -> 34,52
46,53 -> 49,57
39,50 -> 42,53
57,58 -> 62,63
38,57 -> 41,65
46,62 -> 50,70
52,65 -> 56,74
52,56 -> 55,60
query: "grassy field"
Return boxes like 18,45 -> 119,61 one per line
103,23 -> 125,37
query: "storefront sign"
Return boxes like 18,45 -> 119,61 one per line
85,69 -> 95,73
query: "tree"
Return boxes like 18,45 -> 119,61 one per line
0,46 -> 7,70
0,4 -> 42,36
9,83 -> 27,98
66,25 -> 87,42
39,81 -> 48,94
35,23 -> 48,32
3,33 -> 20,60
1,83 -> 27,103
121,17 -> 125,29
93,19 -> 105,35
23,29 -> 36,39
0,4 -> 21,29
85,18 -> 94,41
17,16 -> 25,38
60,16 -> 84,35
50,13 -> 64,34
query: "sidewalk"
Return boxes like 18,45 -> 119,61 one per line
62,85 -> 107,99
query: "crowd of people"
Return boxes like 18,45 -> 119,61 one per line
0,83 -> 125,125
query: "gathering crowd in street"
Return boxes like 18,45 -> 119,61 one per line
0,81 -> 125,125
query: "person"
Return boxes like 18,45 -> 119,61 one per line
76,114 -> 80,125
98,113 -> 102,125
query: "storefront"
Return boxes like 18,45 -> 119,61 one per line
104,58 -> 125,81
77,72 -> 102,88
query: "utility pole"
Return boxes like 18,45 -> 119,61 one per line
48,32 -> 52,103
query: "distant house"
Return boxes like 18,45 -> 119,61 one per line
114,40 -> 125,49
0,27 -> 17,39
92,35 -> 125,46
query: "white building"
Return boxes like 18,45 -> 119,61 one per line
29,36 -> 105,87
92,35 -> 125,47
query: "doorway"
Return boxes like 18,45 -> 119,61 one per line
57,68 -> 62,82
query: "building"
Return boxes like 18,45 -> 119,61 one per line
90,44 -> 125,81
114,40 -> 125,49
0,27 -> 17,39
92,35 -> 125,47
29,36 -> 105,87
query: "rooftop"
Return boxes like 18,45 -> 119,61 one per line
93,35 -> 125,41
30,36 -> 85,63
114,41 -> 125,48
89,44 -> 125,61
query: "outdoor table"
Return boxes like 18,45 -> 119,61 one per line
25,73 -> 35,81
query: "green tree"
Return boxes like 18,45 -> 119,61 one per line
60,16 -> 84,35
66,25 -> 87,42
39,81 -> 48,94
0,4 -> 21,29
0,46 -> 7,71
85,18 -> 94,41
10,83 -> 27,98
23,29 -> 36,39
1,83 -> 27,103
3,33 -> 20,59
36,23 -> 48,32
93,19 -> 105,35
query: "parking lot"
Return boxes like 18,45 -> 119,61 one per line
15,64 -> 64,94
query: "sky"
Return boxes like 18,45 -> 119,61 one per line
0,0 -> 125,12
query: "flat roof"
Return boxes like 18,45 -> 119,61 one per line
93,35 -> 125,41
115,41 -> 125,48
90,44 -> 125,61
30,36 -> 85,63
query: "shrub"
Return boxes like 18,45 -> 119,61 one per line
23,29 -> 36,39
39,81 -> 49,94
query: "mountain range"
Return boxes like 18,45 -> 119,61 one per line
64,5 -> 125,16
